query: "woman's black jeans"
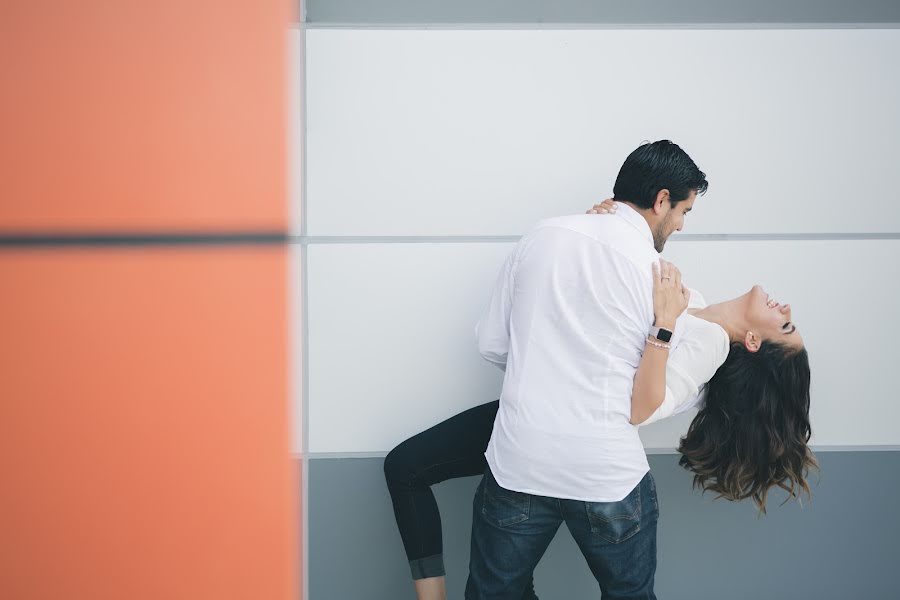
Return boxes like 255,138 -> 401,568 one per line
383,400 -> 538,599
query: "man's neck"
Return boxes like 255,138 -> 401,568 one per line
617,200 -> 655,231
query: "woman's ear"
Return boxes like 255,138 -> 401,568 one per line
743,330 -> 761,353
653,189 -> 670,215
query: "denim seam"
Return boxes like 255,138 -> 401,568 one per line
482,493 -> 531,527
587,492 -> 641,523
585,486 -> 642,543
482,472 -> 531,527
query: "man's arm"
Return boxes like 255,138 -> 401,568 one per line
475,251 -> 517,371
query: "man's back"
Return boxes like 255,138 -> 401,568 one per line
479,207 -> 665,502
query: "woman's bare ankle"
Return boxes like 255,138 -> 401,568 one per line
414,575 -> 447,600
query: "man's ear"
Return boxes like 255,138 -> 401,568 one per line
743,330 -> 761,353
652,189 -> 670,216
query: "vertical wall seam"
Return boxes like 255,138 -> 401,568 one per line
298,10 -> 310,600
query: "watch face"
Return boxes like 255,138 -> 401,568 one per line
656,328 -> 673,343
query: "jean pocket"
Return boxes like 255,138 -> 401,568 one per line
584,482 -> 642,544
481,471 -> 531,528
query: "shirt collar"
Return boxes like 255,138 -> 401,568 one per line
614,202 -> 655,246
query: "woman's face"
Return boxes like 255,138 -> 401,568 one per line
743,285 -> 803,350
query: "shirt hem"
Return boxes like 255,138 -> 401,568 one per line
487,459 -> 650,503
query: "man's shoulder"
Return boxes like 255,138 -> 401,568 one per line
531,213 -> 603,230
526,213 -> 625,239
513,216 -> 656,289
525,214 -> 654,259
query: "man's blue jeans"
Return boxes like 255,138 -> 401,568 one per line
465,467 -> 659,600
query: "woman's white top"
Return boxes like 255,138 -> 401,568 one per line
639,290 -> 731,426
478,207 -> 730,502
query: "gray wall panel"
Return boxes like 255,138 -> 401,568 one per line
305,0 -> 900,25
308,452 -> 900,599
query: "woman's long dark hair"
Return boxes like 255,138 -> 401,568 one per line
677,341 -> 817,514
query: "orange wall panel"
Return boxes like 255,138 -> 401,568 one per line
0,0 -> 292,231
0,248 -> 297,599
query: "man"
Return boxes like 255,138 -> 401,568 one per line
467,140 -> 708,599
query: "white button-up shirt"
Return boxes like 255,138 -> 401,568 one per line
477,204 -> 725,502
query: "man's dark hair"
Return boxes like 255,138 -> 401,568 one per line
613,140 -> 708,209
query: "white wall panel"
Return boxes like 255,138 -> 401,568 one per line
306,29 -> 900,237
290,243 -> 305,455
308,239 -> 899,453
306,243 -> 512,453
646,239 -> 900,450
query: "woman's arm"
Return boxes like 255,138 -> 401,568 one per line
630,259 -> 690,425
639,321 -> 731,426
585,198 -> 727,426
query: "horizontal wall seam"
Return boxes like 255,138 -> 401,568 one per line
304,23 -> 900,30
0,231 -> 289,248
6,231 -> 894,248
297,233 -> 900,244
303,445 -> 900,458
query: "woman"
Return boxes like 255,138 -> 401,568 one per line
384,199 -> 816,600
